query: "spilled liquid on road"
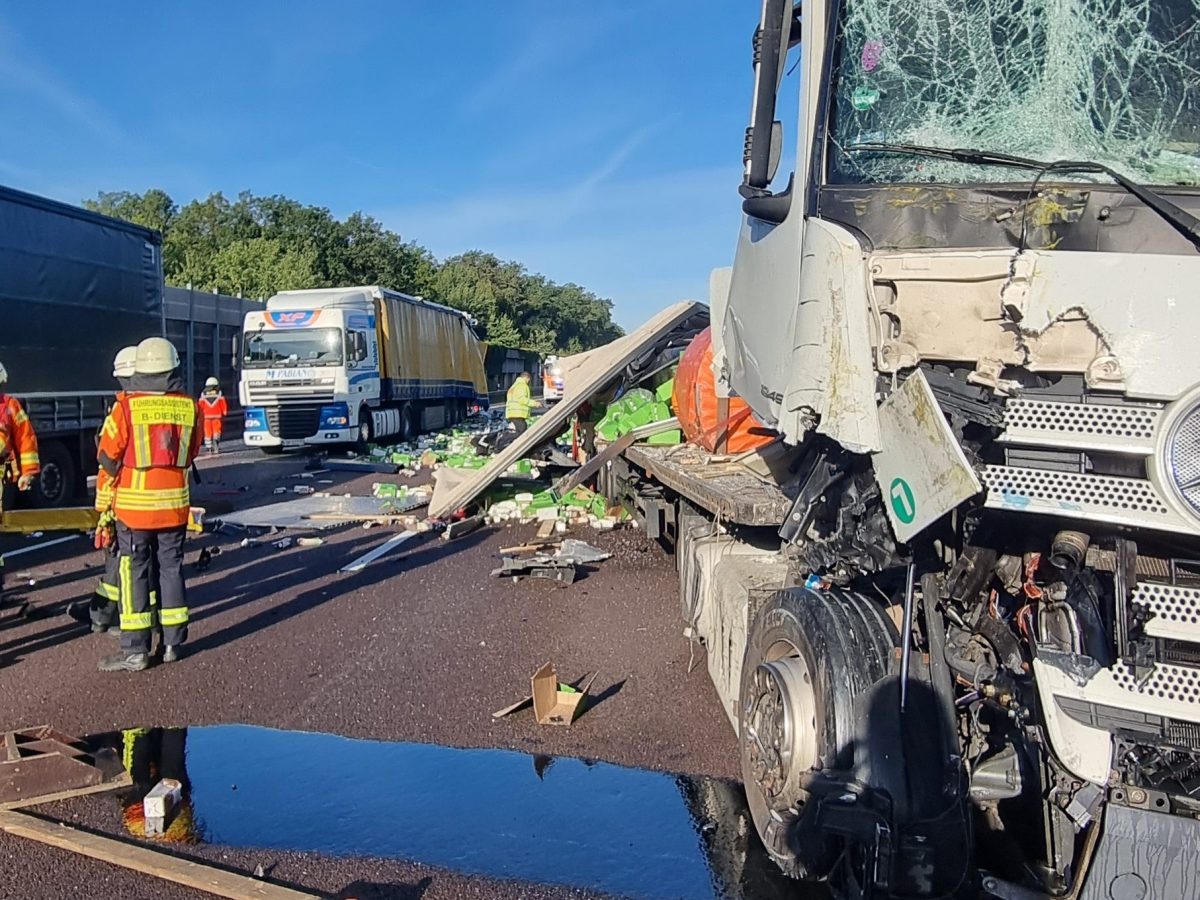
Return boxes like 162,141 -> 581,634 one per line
96,724 -> 818,900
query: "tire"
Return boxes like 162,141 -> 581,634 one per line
738,587 -> 897,880
260,445 -> 284,456
355,407 -> 374,453
31,440 -> 76,508
401,403 -> 419,442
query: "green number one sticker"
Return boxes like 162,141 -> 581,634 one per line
890,477 -> 916,525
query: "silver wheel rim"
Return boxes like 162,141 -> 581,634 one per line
744,641 -> 819,799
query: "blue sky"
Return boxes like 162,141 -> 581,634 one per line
0,2 -> 760,330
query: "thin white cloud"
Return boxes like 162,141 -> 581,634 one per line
0,17 -> 129,147
375,162 -> 741,326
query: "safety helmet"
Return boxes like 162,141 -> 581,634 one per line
113,346 -> 138,378
204,376 -> 219,389
134,337 -> 180,375
0,361 -> 6,385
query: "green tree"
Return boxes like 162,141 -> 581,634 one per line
484,312 -> 523,347
82,187 -> 624,351
84,189 -> 177,234
210,238 -> 318,298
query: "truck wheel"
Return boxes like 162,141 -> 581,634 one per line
738,587 -> 897,879
356,408 -> 374,452
31,440 -> 76,508
401,403 -> 419,442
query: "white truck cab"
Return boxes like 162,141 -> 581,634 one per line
239,286 -> 486,452
240,290 -> 379,450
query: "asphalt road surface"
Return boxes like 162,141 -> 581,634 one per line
0,448 -> 789,900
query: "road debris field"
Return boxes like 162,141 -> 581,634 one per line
0,417 -> 797,899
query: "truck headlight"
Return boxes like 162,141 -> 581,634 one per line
244,408 -> 267,431
1160,389 -> 1200,522
319,403 -> 350,428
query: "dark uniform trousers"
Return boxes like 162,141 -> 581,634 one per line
117,522 -> 187,654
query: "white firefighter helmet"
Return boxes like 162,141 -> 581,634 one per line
0,361 -> 7,385
204,376 -> 220,390
135,337 -> 180,375
113,346 -> 138,378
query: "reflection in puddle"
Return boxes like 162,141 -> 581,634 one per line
95,724 -> 817,900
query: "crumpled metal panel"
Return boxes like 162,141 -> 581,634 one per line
1079,804 -> 1200,900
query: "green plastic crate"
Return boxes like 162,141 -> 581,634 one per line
645,428 -> 683,445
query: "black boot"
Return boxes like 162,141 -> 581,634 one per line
98,651 -> 149,672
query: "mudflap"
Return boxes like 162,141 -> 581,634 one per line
1079,804 -> 1200,900
795,669 -> 975,898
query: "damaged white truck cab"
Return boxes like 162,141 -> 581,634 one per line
634,1 -> 1200,897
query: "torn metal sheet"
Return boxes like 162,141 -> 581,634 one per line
1009,250 -> 1200,401
429,301 -> 709,518
873,369 -> 982,542
217,495 -> 425,529
556,540 -> 610,564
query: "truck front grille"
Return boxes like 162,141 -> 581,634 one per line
266,405 -> 320,440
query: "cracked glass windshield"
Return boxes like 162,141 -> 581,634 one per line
243,327 -> 343,368
828,0 -> 1200,185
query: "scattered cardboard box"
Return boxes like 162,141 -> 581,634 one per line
531,663 -> 596,726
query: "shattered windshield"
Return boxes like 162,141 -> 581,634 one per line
243,328 -> 343,368
827,0 -> 1200,186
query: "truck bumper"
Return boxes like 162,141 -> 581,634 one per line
1079,804 -> 1200,900
243,430 -> 283,448
304,428 -> 354,445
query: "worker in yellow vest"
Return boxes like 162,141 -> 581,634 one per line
505,371 -> 539,435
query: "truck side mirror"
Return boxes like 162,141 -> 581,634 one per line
741,0 -> 793,195
231,335 -> 240,370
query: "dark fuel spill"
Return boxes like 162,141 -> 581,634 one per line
94,724 -> 817,900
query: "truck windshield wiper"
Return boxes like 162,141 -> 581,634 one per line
843,142 -> 1200,251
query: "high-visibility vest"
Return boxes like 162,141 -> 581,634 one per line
0,393 -> 40,479
506,379 -> 532,419
94,393 -> 126,512
198,394 -> 228,420
99,393 -> 201,530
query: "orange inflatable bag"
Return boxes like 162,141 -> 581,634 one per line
672,327 -> 775,453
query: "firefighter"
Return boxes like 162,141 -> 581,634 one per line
505,371 -> 537,435
97,338 -> 202,672
0,361 -> 40,599
198,377 -> 227,455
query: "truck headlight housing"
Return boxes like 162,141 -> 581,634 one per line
1159,389 -> 1200,522
319,403 -> 350,428
244,408 -> 267,432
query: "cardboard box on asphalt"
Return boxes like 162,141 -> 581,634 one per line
532,663 -> 591,726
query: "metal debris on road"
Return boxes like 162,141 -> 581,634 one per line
491,555 -> 577,584
339,530 -> 419,573
216,495 -> 426,530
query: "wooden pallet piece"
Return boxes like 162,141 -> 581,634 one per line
0,726 -> 108,805
0,810 -> 320,899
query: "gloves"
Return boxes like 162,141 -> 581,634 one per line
16,474 -> 33,491
94,510 -> 116,550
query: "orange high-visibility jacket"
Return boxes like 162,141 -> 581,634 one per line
198,394 -> 228,420
94,392 -> 126,512
0,393 -> 40,480
98,392 -> 202,530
